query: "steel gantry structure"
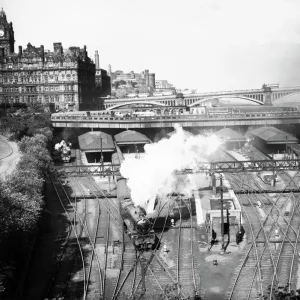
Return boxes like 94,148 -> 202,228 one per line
57,158 -> 300,177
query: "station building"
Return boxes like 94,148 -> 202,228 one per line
114,130 -> 151,158
78,131 -> 115,163
247,126 -> 298,154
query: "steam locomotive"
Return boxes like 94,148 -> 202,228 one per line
54,140 -> 72,163
112,150 -> 156,250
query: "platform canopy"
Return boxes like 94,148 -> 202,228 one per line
214,128 -> 246,142
114,130 -> 151,145
248,126 -> 298,144
78,131 -> 115,152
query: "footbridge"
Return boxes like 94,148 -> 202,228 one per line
104,85 -> 300,110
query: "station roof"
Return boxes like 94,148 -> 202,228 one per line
214,128 -> 246,142
114,130 -> 151,145
210,198 -> 235,210
78,131 -> 115,151
248,127 -> 298,144
287,144 -> 300,156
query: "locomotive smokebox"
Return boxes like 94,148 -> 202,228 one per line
136,218 -> 151,235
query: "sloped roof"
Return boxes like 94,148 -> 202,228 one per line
114,130 -> 151,144
78,131 -> 115,151
248,127 -> 298,144
214,128 -> 246,142
288,144 -> 300,156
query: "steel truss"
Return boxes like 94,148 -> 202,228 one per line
57,159 -> 300,177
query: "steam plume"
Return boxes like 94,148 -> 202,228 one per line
120,125 -> 222,212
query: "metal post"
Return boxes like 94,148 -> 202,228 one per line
100,136 -> 103,170
212,173 -> 216,196
220,175 -> 224,252
140,257 -> 146,293
285,135 -> 287,158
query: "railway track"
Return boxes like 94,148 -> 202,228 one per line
45,176 -> 87,299
225,171 -> 300,299
71,177 -> 104,299
48,172 -> 203,299
112,199 -> 182,299
162,197 -> 200,299
75,176 -> 123,300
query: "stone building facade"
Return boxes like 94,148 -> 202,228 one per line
95,50 -> 111,99
0,9 -> 98,111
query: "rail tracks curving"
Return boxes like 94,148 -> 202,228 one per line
45,176 -> 87,299
225,171 -> 300,299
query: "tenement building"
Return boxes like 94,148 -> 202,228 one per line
0,8 -> 98,111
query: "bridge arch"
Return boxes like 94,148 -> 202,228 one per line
106,101 -> 167,110
272,91 -> 300,104
189,95 -> 264,107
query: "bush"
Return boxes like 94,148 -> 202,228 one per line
0,119 -> 53,296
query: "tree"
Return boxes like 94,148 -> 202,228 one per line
0,104 -> 51,140
0,120 -> 53,297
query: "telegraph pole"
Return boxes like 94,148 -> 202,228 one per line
220,175 -> 224,252
100,136 -> 104,170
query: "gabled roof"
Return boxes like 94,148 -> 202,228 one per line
78,131 -> 115,151
248,127 -> 298,144
114,130 -> 151,144
214,128 -> 246,142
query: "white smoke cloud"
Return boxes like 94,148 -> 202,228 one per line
120,125 -> 222,212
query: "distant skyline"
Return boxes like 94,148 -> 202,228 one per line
3,0 -> 300,92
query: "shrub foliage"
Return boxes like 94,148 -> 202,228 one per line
0,105 -> 53,296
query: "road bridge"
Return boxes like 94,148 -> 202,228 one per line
51,110 -> 300,129
104,85 -> 300,109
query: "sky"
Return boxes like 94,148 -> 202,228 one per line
3,0 -> 300,92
